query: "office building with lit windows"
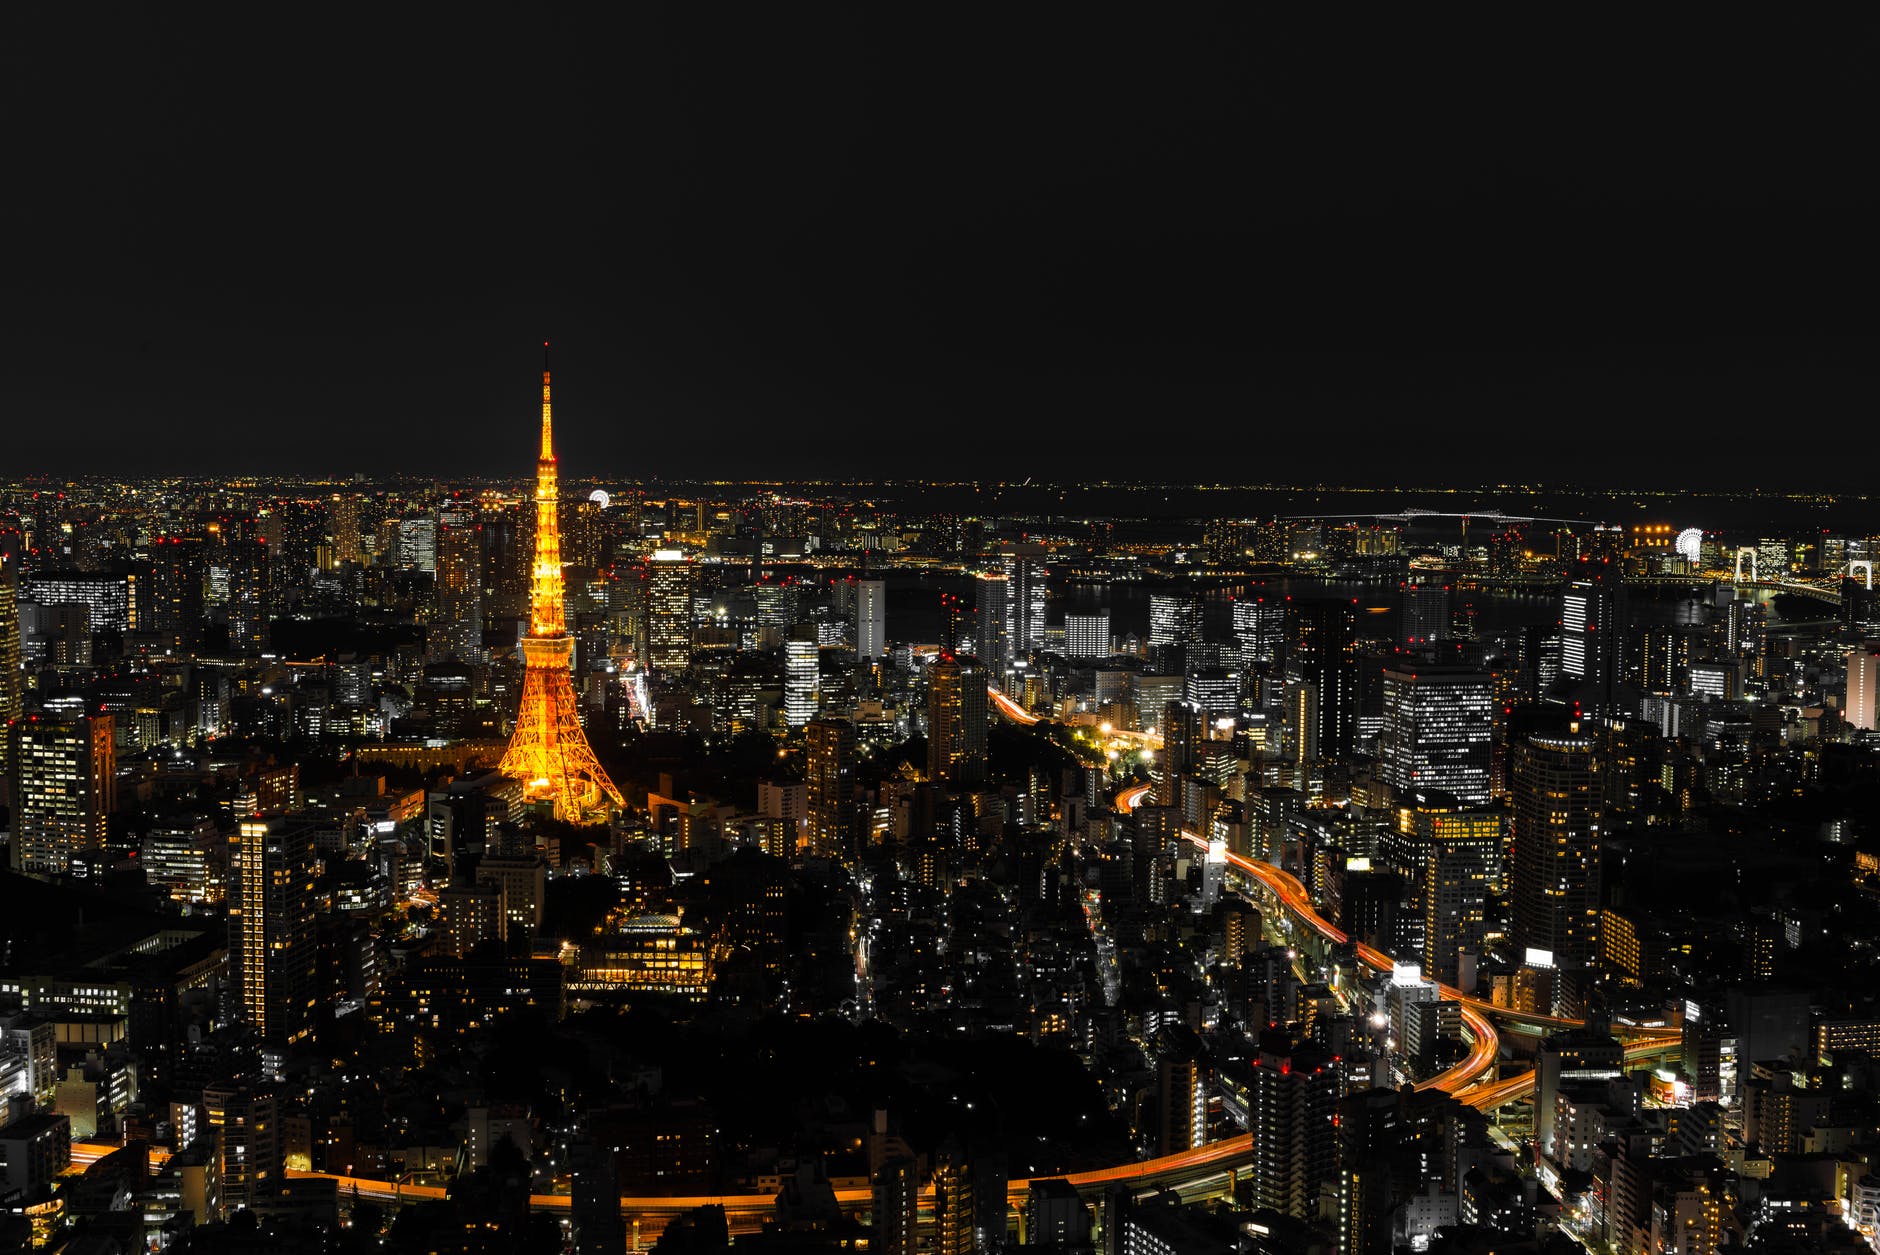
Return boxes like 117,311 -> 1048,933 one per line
1148,593 -> 1200,647
1379,662 -> 1494,805
784,628 -> 820,728
1001,547 -> 1047,664
647,549 -> 693,675
1064,611 -> 1110,660
8,711 -> 115,876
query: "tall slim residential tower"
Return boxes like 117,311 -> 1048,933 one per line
0,555 -> 20,722
974,574 -> 1008,672
8,711 -> 115,875
1847,642 -> 1880,732
855,579 -> 886,660
1510,730 -> 1602,999
1283,601 -> 1358,762
229,817 -> 317,1042
927,656 -> 989,788
805,717 -> 855,859
497,347 -> 625,821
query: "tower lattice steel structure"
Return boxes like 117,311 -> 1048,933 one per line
498,345 -> 624,820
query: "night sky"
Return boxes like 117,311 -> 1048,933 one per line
8,11 -> 1879,483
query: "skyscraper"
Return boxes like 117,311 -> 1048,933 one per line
328,492 -> 364,566
1847,642 -> 1880,732
1400,580 -> 1451,646
203,1080 -> 283,1215
805,718 -> 855,859
8,711 -> 115,875
927,656 -> 989,788
0,556 -> 20,723
974,574 -> 1008,672
1283,601 -> 1358,762
855,579 -> 886,660
146,536 -> 206,652
784,627 -> 820,728
1245,1032 -> 1339,1219
1147,593 -> 1200,648
1379,662 -> 1494,805
1232,597 -> 1284,667
1064,611 -> 1110,660
229,817 -> 317,1042
434,517 -> 484,662
1397,791 -> 1502,990
1559,560 -> 1623,715
497,347 -> 625,821
1511,730 -> 1603,997
648,549 -> 694,676
1001,546 -> 1046,661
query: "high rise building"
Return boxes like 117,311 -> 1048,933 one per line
974,574 -> 1007,672
1232,597 -> 1285,667
1156,1035 -> 1209,1154
1510,730 -> 1602,997
496,348 -> 625,821
647,549 -> 694,675
0,557 -> 20,723
873,1156 -> 919,1255
784,628 -> 820,728
1147,593 -> 1200,647
329,493 -> 364,566
805,718 -> 855,859
1847,642 -> 1880,732
22,569 -> 130,633
1559,561 -> 1623,715
1283,601 -> 1358,762
1396,791 -> 1502,990
932,1140 -> 978,1255
8,711 -> 115,875
1534,1027 -> 1623,1165
855,579 -> 886,660
1002,547 -> 1046,661
434,518 -> 484,661
202,1080 -> 283,1216
1245,1032 -> 1339,1219
229,817 -> 317,1042
927,656 -> 989,788
397,517 -> 439,572
1400,580 -> 1451,646
1379,663 -> 1494,805
222,539 -> 270,655
1064,611 -> 1111,660
146,536 -> 207,651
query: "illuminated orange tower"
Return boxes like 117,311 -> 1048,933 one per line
498,344 -> 624,820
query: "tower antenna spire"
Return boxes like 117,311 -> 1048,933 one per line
540,340 -> 554,460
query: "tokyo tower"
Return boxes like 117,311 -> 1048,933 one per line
498,344 -> 625,821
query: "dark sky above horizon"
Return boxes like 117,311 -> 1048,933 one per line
7,11 -> 1880,483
